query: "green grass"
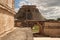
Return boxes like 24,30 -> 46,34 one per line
32,25 -> 39,33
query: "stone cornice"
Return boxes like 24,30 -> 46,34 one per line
0,3 -> 16,15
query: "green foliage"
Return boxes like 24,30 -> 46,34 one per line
47,19 -> 55,21
57,18 -> 60,20
32,25 -> 39,33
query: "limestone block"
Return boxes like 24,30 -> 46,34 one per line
0,8 -> 14,35
44,29 -> 60,37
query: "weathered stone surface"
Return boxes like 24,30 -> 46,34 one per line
44,22 -> 60,28
44,21 -> 60,37
0,0 -> 14,9
0,8 -> 14,36
0,0 -> 15,37
15,5 -> 45,21
1,27 -> 33,40
44,29 -> 60,37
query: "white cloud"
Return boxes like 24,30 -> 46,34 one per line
15,0 -> 31,12
28,0 -> 60,19
19,1 -> 27,7
15,0 -> 60,19
18,1 -> 31,7
15,8 -> 19,12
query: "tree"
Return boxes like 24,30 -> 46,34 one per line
57,18 -> 60,20
47,19 -> 55,21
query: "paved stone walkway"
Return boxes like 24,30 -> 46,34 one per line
1,27 -> 33,40
34,37 -> 60,40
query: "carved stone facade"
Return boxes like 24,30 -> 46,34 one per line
15,5 -> 45,28
0,0 -> 14,9
0,0 -> 15,37
16,5 -> 45,21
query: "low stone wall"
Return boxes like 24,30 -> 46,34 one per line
44,21 -> 60,37
44,29 -> 60,37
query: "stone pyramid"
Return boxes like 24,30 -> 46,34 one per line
15,5 -> 45,21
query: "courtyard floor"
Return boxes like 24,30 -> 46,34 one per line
0,27 -> 60,40
34,37 -> 60,40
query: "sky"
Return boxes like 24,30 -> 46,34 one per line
15,0 -> 60,19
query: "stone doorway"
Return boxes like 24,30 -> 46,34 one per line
31,21 -> 44,37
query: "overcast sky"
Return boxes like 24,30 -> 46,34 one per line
15,0 -> 60,19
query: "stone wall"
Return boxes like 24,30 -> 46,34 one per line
0,0 -> 15,37
44,22 -> 60,27
44,21 -> 60,37
0,0 -> 14,9
0,8 -> 15,37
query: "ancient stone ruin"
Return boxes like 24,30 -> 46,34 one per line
0,0 -> 15,37
44,20 -> 60,37
15,5 -> 45,27
15,5 -> 46,37
16,5 -> 45,21
15,5 -> 60,37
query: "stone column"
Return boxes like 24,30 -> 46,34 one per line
0,2 -> 15,37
